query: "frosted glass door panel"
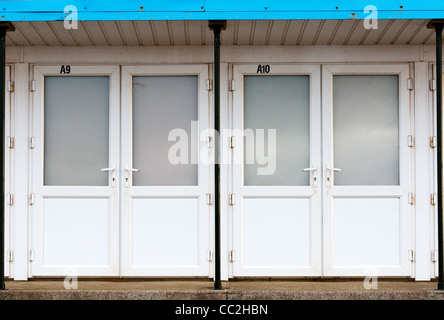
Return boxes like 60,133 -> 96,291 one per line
44,76 -> 109,186
333,75 -> 399,186
244,75 -> 310,186
132,76 -> 198,186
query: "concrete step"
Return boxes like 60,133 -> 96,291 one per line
1,280 -> 444,300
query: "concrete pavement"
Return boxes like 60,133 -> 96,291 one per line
0,279 -> 443,300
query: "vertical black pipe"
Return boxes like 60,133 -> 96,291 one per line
212,22 -> 222,291
435,23 -> 444,290
213,25 -> 221,291
209,20 -> 225,290
0,26 -> 7,291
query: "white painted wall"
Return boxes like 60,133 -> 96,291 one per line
3,44 -> 437,280
3,45 -> 439,65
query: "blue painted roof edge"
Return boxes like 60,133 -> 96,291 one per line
0,1 -> 443,21
3,11 -> 444,22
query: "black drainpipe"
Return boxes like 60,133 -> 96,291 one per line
209,20 -> 226,290
428,20 -> 444,290
0,22 -> 14,291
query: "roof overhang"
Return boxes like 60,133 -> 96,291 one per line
5,19 -> 439,46
1,0 -> 443,22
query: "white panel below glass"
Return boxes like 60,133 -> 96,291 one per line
43,198 -> 110,266
333,198 -> 400,267
243,198 -> 310,267
131,198 -> 199,267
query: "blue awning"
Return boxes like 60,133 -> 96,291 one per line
0,0 -> 443,22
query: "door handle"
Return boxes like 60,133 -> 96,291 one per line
124,165 -> 139,187
327,165 -> 341,172
302,165 -> 318,187
326,164 -> 341,187
101,166 -> 116,172
101,165 -> 116,187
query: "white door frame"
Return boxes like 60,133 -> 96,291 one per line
120,65 -> 212,277
230,64 -> 322,277
430,63 -> 440,279
4,65 -> 11,278
321,64 -> 413,277
30,65 -> 120,276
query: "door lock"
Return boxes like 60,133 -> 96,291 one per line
124,165 -> 139,187
101,164 -> 116,187
302,165 -> 318,187
326,164 -> 341,187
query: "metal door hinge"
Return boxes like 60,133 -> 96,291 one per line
431,136 -> 437,149
432,250 -> 438,262
7,193 -> 13,206
7,136 -> 14,149
407,78 -> 414,91
29,249 -> 35,262
206,193 -> 213,205
432,193 -> 438,206
7,80 -> 14,93
206,136 -> 213,148
29,137 -> 36,149
229,80 -> 236,91
229,193 -> 236,205
408,192 -> 414,205
206,79 -> 213,91
229,136 -> 236,148
407,135 -> 414,148
430,79 -> 436,91
229,250 -> 236,262
7,250 -> 13,262
206,250 -> 213,262
408,249 -> 415,262
30,80 -> 36,92
29,193 -> 35,206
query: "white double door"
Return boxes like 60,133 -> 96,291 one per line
30,65 -> 212,277
230,64 -> 413,277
